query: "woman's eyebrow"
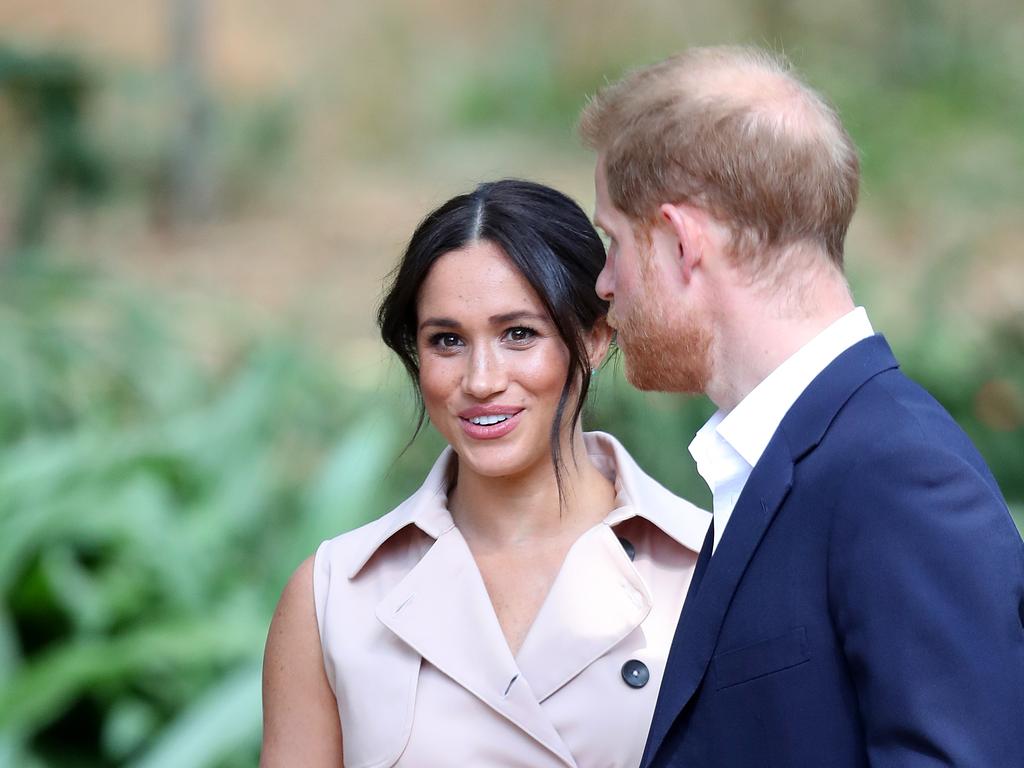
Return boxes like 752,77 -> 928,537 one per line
489,311 -> 548,324
418,317 -> 460,331
418,311 -> 548,331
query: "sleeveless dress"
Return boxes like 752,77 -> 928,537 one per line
313,431 -> 709,768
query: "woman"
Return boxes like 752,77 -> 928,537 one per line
261,180 -> 709,767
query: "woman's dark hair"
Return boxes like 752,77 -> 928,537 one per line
377,179 -> 609,494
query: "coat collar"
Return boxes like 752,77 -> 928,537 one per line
513,521 -> 651,703
359,431 -> 709,767
588,431 -> 710,553
348,430 -> 709,579
376,525 -> 579,767
642,334 -> 900,768
345,450 -> 456,578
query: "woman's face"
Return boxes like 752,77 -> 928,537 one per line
416,240 -> 582,482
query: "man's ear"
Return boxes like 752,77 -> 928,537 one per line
585,316 -> 614,370
659,203 -> 702,283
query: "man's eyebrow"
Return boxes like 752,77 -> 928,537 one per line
418,317 -> 459,331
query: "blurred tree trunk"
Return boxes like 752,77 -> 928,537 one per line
0,48 -> 107,260
168,0 -> 214,228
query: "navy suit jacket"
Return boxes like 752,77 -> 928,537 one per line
642,335 -> 1024,768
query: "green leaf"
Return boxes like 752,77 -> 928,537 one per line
0,618 -> 262,734
304,410 -> 402,545
127,664 -> 262,768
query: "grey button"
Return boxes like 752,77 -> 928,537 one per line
617,536 -> 636,561
621,659 -> 649,688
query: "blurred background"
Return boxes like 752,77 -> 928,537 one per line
1,1 -> 1021,765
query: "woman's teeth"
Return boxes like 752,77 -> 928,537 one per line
469,414 -> 513,426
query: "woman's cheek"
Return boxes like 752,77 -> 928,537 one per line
514,344 -> 570,394
419,359 -> 459,421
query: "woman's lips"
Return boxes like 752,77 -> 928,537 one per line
458,410 -> 523,440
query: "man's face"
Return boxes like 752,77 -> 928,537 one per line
593,159 -> 713,393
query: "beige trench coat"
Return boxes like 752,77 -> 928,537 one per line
313,432 -> 710,768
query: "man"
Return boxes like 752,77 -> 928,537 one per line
580,46 -> 1024,767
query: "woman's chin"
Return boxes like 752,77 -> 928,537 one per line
453,444 -> 546,483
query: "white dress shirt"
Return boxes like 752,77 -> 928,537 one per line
689,307 -> 875,552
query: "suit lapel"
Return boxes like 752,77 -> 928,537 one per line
376,526 -> 578,768
641,335 -> 900,768
642,446 -> 794,767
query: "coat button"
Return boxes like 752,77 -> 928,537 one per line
617,536 -> 636,561
621,659 -> 649,688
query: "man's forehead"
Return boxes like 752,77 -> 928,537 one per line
591,184 -> 620,233
593,156 -> 616,208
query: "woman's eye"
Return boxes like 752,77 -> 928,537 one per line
505,326 -> 536,344
430,333 -> 462,349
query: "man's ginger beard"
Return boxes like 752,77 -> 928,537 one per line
610,240 -> 713,394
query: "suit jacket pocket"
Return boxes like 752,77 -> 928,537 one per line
713,626 -> 810,690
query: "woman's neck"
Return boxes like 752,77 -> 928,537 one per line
448,430 -> 616,552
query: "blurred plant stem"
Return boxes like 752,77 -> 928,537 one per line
167,0 -> 215,228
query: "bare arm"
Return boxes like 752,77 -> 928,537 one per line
261,555 -> 344,767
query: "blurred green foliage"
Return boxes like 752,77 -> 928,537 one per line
0,262 -> 421,767
1,1 -> 1023,764
0,254 -> 1020,767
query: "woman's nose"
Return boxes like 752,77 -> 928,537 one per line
462,347 -> 508,398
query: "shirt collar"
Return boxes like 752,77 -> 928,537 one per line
687,410 -> 741,491
712,306 -> 874,469
348,431 -> 709,577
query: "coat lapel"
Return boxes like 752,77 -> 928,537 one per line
376,526 -> 578,768
515,523 -> 652,702
641,335 -> 900,767
641,446 -> 794,767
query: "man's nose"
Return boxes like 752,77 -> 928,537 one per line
462,346 -> 508,398
595,262 -> 614,301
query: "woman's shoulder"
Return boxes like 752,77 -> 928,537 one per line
262,552 -> 345,766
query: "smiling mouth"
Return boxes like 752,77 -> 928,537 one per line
467,414 -> 515,426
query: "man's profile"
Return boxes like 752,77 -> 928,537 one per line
581,46 -> 1024,767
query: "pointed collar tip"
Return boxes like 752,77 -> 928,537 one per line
347,449 -> 456,579
586,431 -> 711,553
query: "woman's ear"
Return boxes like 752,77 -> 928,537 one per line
586,316 -> 614,370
